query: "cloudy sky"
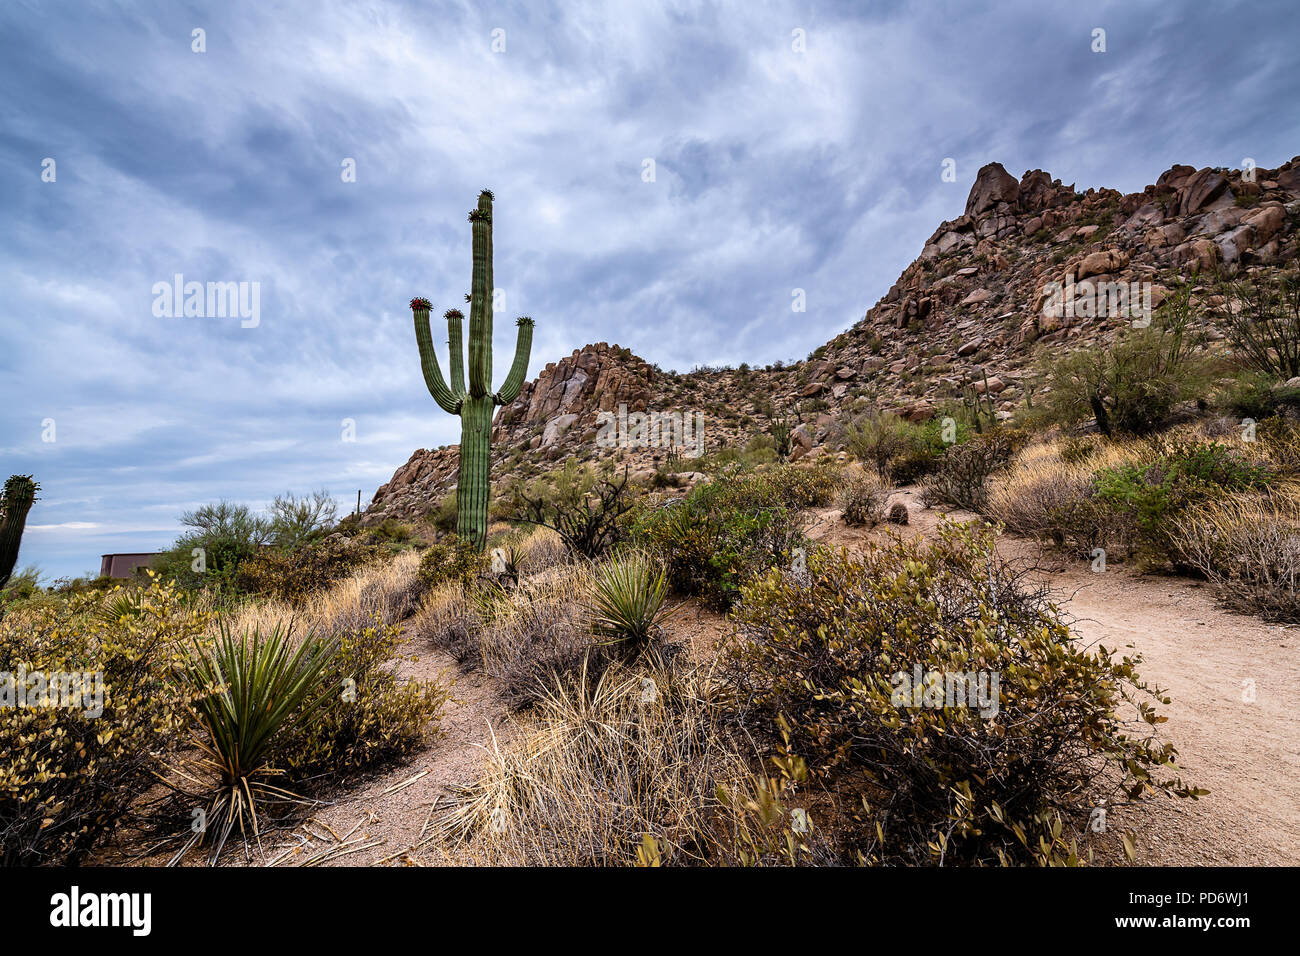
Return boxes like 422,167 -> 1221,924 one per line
2,0 -> 1297,580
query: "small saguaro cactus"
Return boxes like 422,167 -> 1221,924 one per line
0,475 -> 39,591
410,190 -> 534,551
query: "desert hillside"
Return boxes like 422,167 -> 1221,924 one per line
366,157 -> 1300,525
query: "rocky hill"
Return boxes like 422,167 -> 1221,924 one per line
364,156 -> 1300,527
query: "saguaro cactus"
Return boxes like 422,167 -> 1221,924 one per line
0,475 -> 38,591
411,190 -> 534,551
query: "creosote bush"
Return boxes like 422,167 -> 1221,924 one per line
632,467 -> 808,610
725,522 -> 1203,865
847,412 -> 963,484
237,536 -> 377,606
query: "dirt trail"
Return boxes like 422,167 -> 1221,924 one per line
806,491 -> 1300,866
246,647 -> 512,867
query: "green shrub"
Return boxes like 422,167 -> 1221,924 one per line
266,490 -> 338,549
237,536 -> 377,605
429,491 -> 458,533
151,500 -> 271,592
633,471 -> 805,611
1033,296 -> 1211,436
1093,441 -> 1272,562
509,461 -> 634,559
417,537 -> 488,590
272,615 -> 450,781
725,522 -> 1203,866
0,579 -> 204,865
847,412 -> 965,483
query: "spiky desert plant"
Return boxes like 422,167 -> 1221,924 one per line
411,190 -> 535,551
587,551 -> 670,651
0,476 -> 38,591
175,621 -> 340,864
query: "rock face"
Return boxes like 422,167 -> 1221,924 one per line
966,162 -> 1020,218
496,342 -> 654,446
366,342 -> 658,526
365,155 -> 1300,527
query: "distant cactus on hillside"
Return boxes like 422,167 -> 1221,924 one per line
410,190 -> 534,551
0,475 -> 39,591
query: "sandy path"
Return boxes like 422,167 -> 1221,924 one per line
248,647 -> 513,867
806,492 -> 1300,865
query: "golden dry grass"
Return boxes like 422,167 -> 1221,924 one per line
217,550 -> 424,643
1172,483 -> 1300,621
426,660 -> 755,866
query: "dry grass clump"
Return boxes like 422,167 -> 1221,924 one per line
985,440 -> 1140,553
478,565 -> 606,709
835,465 -> 890,527
513,526 -> 569,575
429,662 -> 829,866
410,585 -> 481,668
410,562 -> 604,710
218,550 -> 425,641
1173,486 -> 1300,622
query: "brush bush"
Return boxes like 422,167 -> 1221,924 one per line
1092,441 -> 1273,564
478,569 -> 606,709
237,536 -> 377,606
417,536 -> 488,590
272,615 -> 451,782
1031,303 -> 1211,437
920,430 -> 1018,511
725,521 -> 1203,865
1172,491 -> 1300,622
847,413 -> 967,484
0,579 -> 204,865
633,469 -> 806,610
836,466 -> 890,526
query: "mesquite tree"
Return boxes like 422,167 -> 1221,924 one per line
410,190 -> 534,551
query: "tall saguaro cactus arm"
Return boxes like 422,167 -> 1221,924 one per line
467,202 -> 493,397
408,189 -> 534,551
0,475 -> 38,591
412,299 -> 461,414
446,308 -> 466,397
496,317 -> 535,406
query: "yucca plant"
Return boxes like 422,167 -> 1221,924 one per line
174,621 -> 341,864
586,552 -> 670,651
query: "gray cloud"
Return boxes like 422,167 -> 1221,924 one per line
2,0 -> 1297,578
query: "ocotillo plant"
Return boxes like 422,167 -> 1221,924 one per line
0,475 -> 38,591
410,190 -> 534,551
